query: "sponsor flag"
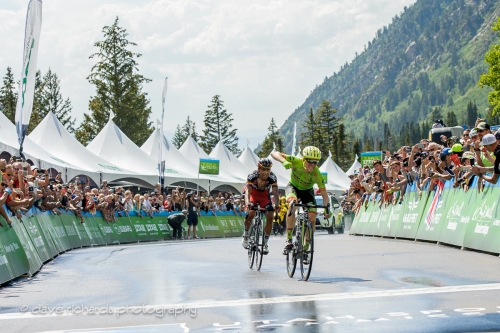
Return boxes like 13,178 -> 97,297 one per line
291,122 -> 297,155
15,0 -> 42,156
426,180 -> 444,227
321,172 -> 328,184
158,77 -> 168,186
199,159 -> 220,175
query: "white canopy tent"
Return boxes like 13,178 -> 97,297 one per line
319,152 -> 350,190
141,129 -> 244,192
86,119 -> 193,187
178,137 -> 246,193
346,154 -> 362,176
237,145 -> 259,171
29,112 -> 138,185
0,111 -> 81,180
179,135 -> 209,159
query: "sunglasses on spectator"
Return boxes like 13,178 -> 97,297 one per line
305,160 -> 319,165
4,173 -> 13,177
0,183 -> 6,187
463,133 -> 469,137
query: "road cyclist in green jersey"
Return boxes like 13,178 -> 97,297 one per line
271,146 -> 330,264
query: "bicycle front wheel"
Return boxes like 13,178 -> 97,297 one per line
256,219 -> 264,271
299,221 -> 314,281
247,225 -> 255,269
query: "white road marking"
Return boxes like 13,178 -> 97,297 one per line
1,283 -> 500,321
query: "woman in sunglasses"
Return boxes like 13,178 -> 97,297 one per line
271,146 -> 329,257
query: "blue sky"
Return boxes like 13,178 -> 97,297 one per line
1,0 -> 415,148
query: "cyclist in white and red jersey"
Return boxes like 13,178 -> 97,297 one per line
242,158 -> 279,255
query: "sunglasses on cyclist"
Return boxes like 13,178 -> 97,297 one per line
305,160 -> 319,165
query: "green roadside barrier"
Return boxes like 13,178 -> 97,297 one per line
218,215 -> 243,237
414,189 -> 445,242
112,217 -> 139,243
12,217 -> 44,276
58,213 -> 83,249
150,216 -> 171,240
31,213 -> 59,258
22,214 -> 53,263
462,182 -> 500,253
198,215 -> 223,238
82,215 -> 107,246
0,220 -> 30,284
128,215 -> 156,242
36,212 -> 68,254
47,213 -> 73,251
92,216 -> 120,245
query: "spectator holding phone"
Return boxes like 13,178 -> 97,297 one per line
471,133 -> 500,184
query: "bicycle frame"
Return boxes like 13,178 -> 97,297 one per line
247,204 -> 265,271
286,201 -> 329,281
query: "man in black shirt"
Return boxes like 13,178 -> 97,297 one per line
471,133 -> 500,184
168,210 -> 187,240
186,192 -> 200,239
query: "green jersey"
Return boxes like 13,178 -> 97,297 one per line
285,155 -> 326,191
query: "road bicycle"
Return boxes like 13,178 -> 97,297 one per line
285,201 -> 329,281
247,204 -> 265,271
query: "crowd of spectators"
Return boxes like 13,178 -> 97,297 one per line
0,159 -> 248,229
341,118 -> 500,214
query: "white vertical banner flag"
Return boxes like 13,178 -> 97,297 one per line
158,77 -> 168,186
15,0 -> 42,155
291,122 -> 297,155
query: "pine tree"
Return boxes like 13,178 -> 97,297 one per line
33,69 -> 76,132
28,71 -> 44,134
316,100 -> 339,159
172,116 -> 200,149
446,110 -> 458,127
0,67 -> 17,123
75,17 -> 153,146
171,125 -> 184,149
465,100 -> 478,128
182,116 -> 199,142
200,95 -> 240,155
299,107 -> 320,149
258,118 -> 285,158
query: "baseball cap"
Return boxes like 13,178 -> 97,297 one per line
481,134 -> 496,146
440,148 -> 452,156
477,122 -> 490,130
451,143 -> 463,153
181,209 -> 188,214
495,131 -> 500,141
461,151 -> 475,160
469,128 -> 479,137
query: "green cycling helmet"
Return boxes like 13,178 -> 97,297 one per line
302,146 -> 321,160
451,143 -> 463,153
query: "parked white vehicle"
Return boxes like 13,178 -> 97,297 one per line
314,195 -> 343,234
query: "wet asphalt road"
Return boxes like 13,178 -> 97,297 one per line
1,232 -> 500,332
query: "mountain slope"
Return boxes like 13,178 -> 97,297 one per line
281,0 -> 500,150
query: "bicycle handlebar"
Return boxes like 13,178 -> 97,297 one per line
287,202 -> 330,217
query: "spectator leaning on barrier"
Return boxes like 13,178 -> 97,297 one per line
168,209 -> 187,240
471,133 -> 500,184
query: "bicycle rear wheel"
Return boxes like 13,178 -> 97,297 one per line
286,227 -> 297,278
247,224 -> 255,269
299,221 -> 314,281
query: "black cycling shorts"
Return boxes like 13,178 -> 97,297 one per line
285,183 -> 316,211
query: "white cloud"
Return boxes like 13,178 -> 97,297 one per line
0,0 -> 414,144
